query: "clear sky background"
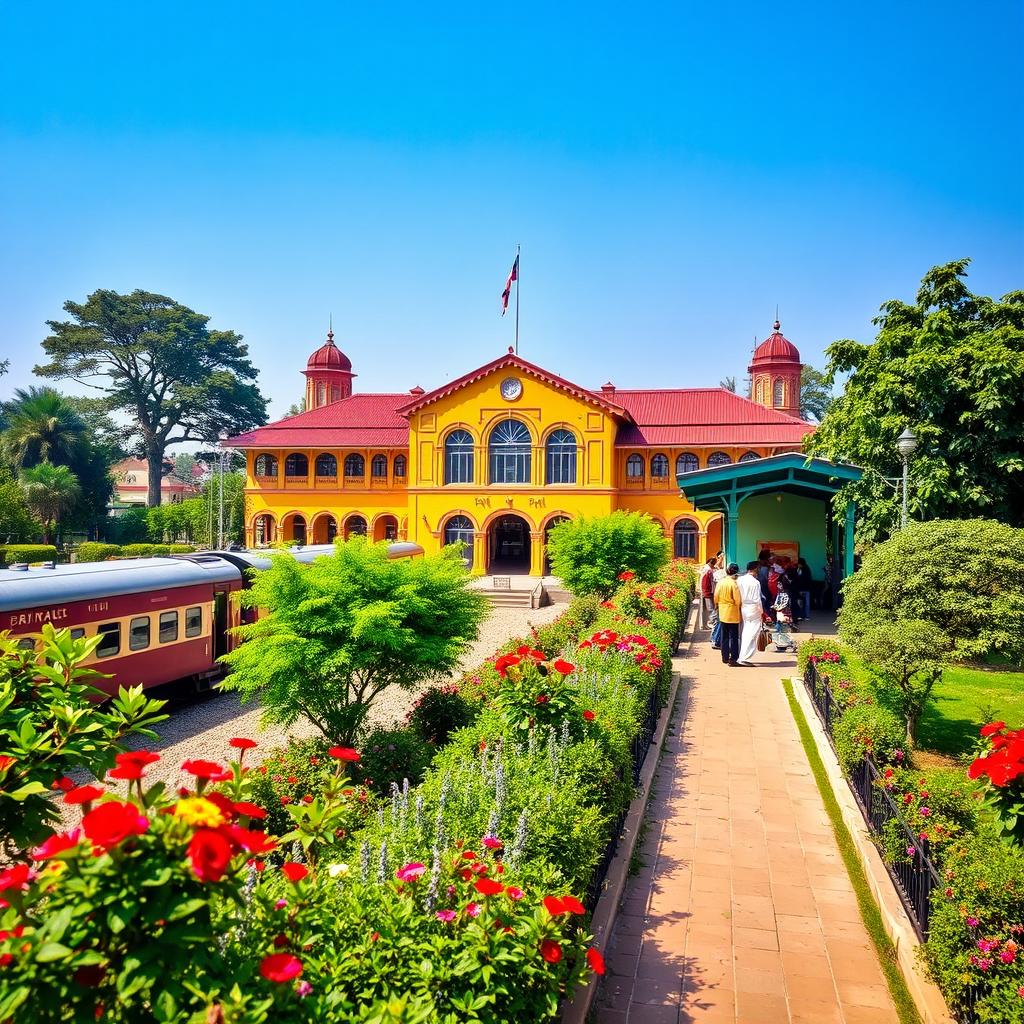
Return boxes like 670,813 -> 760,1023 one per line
1,1 -> 1021,422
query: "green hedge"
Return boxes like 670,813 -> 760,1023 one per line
168,544 -> 195,554
0,545 -> 59,566
119,543 -> 172,557
76,542 -> 123,563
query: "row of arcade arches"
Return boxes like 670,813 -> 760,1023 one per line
251,512 -> 401,547
255,453 -> 407,480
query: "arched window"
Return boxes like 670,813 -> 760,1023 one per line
739,451 -> 760,463
674,520 -> 698,559
707,452 -> 733,468
393,454 -> 407,479
291,515 -> 307,544
489,420 -> 531,484
773,379 -> 785,407
651,453 -> 669,478
344,454 -> 365,478
254,513 -> 275,545
755,378 -> 765,404
284,453 -> 308,477
254,454 -> 278,478
444,514 -> 475,568
676,453 -> 699,475
316,382 -> 326,407
545,429 -> 577,484
371,454 -> 388,478
445,430 -> 474,485
345,515 -> 367,538
626,454 -> 644,478
315,453 -> 337,477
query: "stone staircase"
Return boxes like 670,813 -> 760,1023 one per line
471,576 -> 548,609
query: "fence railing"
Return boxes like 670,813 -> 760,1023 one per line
802,660 -> 980,1024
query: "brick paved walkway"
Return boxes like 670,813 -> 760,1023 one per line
595,622 -> 899,1024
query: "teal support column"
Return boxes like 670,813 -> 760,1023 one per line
725,498 -> 739,567
843,501 -> 856,580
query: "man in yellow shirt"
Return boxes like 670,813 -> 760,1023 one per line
713,563 -> 742,667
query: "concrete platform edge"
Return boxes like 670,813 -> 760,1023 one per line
789,673 -> 956,1024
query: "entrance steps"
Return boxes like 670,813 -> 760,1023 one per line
470,575 -> 553,610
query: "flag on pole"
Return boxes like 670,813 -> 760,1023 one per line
501,255 -> 519,315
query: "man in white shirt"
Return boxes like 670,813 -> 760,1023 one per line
736,560 -> 767,665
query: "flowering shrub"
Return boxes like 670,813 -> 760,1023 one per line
407,684 -> 476,746
352,726 -> 433,796
969,722 -> 1024,846
492,648 -> 580,733
0,625 -> 167,856
833,701 -> 906,774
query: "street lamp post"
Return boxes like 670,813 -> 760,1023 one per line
896,428 -> 918,529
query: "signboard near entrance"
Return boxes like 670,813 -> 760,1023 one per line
492,576 -> 511,590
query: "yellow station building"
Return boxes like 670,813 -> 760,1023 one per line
227,324 -> 813,576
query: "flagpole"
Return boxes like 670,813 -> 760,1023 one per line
514,243 -> 520,355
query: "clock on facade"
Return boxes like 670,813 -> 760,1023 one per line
500,377 -> 523,401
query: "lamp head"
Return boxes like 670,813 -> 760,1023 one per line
896,427 -> 918,457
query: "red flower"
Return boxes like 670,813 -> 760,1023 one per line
494,653 -> 522,678
51,776 -> 75,792
552,659 -> 575,675
980,722 -> 1006,738
31,830 -> 81,861
540,939 -> 563,963
583,710 -> 596,721
64,785 -> 105,806
617,571 -> 635,581
259,953 -> 303,983
287,776 -> 298,785
328,747 -> 360,762
481,837 -> 503,850
81,801 -> 149,851
587,947 -> 606,975
227,827 -> 277,855
462,850 -> 478,860
118,750 -> 160,769
535,694 -> 549,704
234,801 -> 267,819
181,759 -> 227,780
0,756 -> 15,772
0,864 -> 35,894
187,828 -> 234,882
543,895 -> 566,916
560,894 -> 586,914
228,738 -> 257,750
474,878 -> 504,897
281,862 -> 309,883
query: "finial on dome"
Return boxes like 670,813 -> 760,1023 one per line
773,319 -> 781,332
774,304 -> 780,332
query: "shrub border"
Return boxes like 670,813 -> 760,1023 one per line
561,600 -> 692,1024
785,677 -> 951,1024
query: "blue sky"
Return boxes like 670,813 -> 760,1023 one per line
1,1 -> 1021,422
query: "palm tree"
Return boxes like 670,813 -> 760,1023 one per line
1,387 -> 88,469
19,464 -> 80,545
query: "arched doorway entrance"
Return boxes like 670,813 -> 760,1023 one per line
488,514 -> 531,574
543,515 -> 569,574
253,513 -> 276,546
312,514 -> 337,544
282,514 -> 306,545
345,515 -> 367,540
373,514 -> 399,542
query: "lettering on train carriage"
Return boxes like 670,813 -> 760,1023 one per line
6,606 -> 70,628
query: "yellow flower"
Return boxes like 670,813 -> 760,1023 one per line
327,862 -> 350,878
174,797 -> 227,829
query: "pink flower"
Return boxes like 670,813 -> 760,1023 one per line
919,807 -> 931,817
295,980 -> 313,998
906,846 -> 916,857
436,909 -> 456,922
1000,949 -> 1017,964
481,837 -> 503,850
506,887 -> 525,901
465,902 -> 481,917
396,862 -> 426,882
967,916 -> 980,928
275,899 -> 288,910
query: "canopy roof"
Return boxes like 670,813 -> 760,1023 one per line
678,452 -> 863,511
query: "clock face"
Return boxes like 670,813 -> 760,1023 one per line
500,377 -> 523,401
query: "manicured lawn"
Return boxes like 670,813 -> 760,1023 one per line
917,665 -> 1024,756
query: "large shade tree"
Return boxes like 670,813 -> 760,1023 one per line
35,289 -> 267,506
808,260 -> 1024,540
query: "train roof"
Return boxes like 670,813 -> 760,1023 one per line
0,556 -> 241,613
205,542 -> 425,572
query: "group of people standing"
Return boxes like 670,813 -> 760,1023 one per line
697,550 -> 812,666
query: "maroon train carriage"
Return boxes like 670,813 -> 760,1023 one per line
0,542 -> 425,697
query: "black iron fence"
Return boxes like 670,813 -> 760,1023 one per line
802,660 -> 981,1024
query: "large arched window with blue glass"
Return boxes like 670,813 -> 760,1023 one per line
444,430 -> 475,484
545,429 -> 577,484
489,420 -> 532,484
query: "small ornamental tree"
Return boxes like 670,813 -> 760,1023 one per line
0,625 -> 167,856
839,519 -> 1024,665
220,539 -> 489,744
546,512 -> 670,598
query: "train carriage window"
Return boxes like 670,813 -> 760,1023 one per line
96,623 -> 121,658
129,616 -> 151,651
159,611 -> 179,643
185,606 -> 203,638
70,628 -> 85,641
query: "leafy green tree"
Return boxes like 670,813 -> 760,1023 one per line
36,289 -> 267,507
838,519 -> 1024,666
18,463 -> 80,545
0,386 -> 88,468
546,511 -> 670,598
285,397 -> 306,417
220,540 -> 489,744
0,469 -> 41,543
800,365 -> 833,421
808,260 -> 1024,540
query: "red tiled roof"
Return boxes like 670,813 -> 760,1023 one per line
227,394 -> 410,449
396,351 -> 632,419
613,388 -> 813,447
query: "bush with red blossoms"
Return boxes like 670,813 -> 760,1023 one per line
492,647 -> 583,733
0,625 -> 167,857
968,722 -> 1024,846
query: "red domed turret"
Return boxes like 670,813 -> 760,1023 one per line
748,319 -> 802,418
302,329 -> 356,409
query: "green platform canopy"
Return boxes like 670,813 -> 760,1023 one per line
677,453 -> 863,579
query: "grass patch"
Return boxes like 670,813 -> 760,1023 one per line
628,817 -> 650,877
782,679 -> 923,1024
